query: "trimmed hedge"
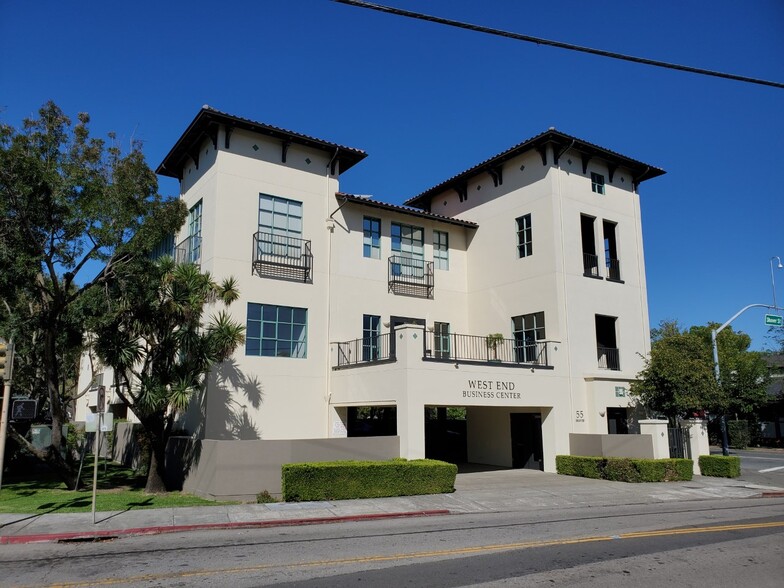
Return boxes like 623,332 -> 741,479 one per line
699,455 -> 741,478
556,455 -> 692,482
281,459 -> 457,502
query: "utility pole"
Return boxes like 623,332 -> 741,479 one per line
0,337 -> 16,490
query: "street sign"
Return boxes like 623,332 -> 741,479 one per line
765,314 -> 783,327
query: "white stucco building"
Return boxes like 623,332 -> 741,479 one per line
78,106 -> 665,475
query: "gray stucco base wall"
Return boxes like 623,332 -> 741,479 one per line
569,433 -> 654,459
168,436 -> 401,501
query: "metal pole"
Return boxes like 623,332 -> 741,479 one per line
710,302 -> 777,457
91,412 -> 101,524
772,256 -> 782,312
0,338 -> 14,490
711,329 -> 730,456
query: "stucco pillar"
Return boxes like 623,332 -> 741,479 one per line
540,407 -> 557,473
396,325 -> 426,460
639,419 -> 669,459
686,419 -> 709,474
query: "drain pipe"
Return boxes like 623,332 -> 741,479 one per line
325,149 -> 341,436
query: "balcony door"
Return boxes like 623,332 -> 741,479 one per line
258,194 -> 303,259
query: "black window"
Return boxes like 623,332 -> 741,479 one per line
591,172 -> 605,195
516,214 -> 532,258
512,312 -> 545,363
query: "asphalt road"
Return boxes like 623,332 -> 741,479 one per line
733,449 -> 784,488
4,497 -> 784,587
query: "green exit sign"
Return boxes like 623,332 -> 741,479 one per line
765,314 -> 783,327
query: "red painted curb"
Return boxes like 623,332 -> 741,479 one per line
0,509 -> 450,545
759,491 -> 784,498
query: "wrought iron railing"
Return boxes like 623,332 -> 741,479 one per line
583,253 -> 600,277
175,235 -> 201,266
388,256 -> 434,298
597,346 -> 620,370
334,333 -> 394,368
606,258 -> 621,281
252,231 -> 312,282
424,332 -> 551,367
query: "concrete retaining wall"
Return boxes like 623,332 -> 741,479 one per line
569,433 -> 654,459
169,436 -> 401,501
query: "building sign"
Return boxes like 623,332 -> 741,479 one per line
462,379 -> 521,400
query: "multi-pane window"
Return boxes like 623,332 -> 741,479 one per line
591,172 -> 605,195
362,314 -> 381,361
516,214 -> 532,258
246,303 -> 307,358
433,230 -> 449,270
150,233 -> 175,260
391,222 -> 424,276
188,200 -> 203,263
258,194 -> 303,258
363,217 -> 381,259
434,322 -> 450,359
512,312 -> 545,363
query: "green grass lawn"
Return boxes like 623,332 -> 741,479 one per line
0,460 -> 231,514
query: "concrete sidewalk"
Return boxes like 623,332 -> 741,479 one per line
1,469 -> 782,544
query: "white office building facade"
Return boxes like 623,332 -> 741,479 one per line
80,106 -> 664,476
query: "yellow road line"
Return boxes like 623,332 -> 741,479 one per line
29,520 -> 784,588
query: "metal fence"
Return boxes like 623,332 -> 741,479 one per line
668,427 -> 691,459
334,333 -> 394,368
423,332 -> 550,367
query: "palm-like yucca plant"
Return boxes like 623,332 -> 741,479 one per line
93,258 -> 245,493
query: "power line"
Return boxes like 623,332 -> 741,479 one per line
333,0 -> 784,90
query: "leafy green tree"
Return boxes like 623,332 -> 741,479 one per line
89,258 -> 245,493
0,102 -> 185,488
631,320 -> 769,420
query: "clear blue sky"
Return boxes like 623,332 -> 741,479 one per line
2,0 -> 783,349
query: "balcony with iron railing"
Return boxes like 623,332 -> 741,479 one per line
332,330 -> 553,370
334,333 -> 394,369
175,235 -> 201,266
252,231 -> 313,282
597,346 -> 620,370
424,332 -> 551,368
583,253 -> 600,278
606,258 -> 622,281
388,256 -> 434,298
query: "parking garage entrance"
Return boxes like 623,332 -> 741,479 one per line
510,412 -> 544,470
425,406 -> 467,463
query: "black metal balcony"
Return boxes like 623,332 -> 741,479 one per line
606,258 -> 622,281
583,253 -> 600,278
175,235 -> 201,266
252,231 -> 312,282
388,255 -> 434,298
597,346 -> 620,370
334,333 -> 394,369
424,332 -> 551,368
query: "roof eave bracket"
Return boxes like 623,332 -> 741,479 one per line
488,166 -> 503,187
581,154 -> 592,175
607,163 -> 617,184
